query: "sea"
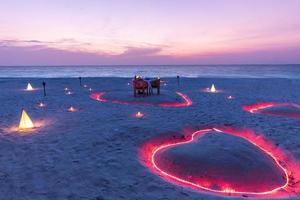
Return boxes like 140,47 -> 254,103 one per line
0,65 -> 299,79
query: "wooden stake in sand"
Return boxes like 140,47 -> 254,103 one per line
79,77 -> 82,86
42,81 -> 46,96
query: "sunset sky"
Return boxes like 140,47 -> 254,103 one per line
1,0 -> 300,65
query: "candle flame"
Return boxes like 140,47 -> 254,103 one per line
19,110 -> 34,129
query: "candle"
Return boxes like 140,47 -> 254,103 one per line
135,111 -> 144,118
38,102 -> 46,107
67,106 -> 76,112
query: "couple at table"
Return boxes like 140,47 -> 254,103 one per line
133,76 -> 160,97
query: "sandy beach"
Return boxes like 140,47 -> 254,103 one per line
0,77 -> 300,200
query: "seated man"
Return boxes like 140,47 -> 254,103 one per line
150,78 -> 160,95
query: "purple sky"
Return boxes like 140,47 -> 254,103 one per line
1,0 -> 300,65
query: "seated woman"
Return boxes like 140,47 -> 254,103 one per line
133,76 -> 148,97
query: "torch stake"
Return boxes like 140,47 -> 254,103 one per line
42,81 -> 46,97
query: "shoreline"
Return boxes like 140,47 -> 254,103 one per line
1,65 -> 299,79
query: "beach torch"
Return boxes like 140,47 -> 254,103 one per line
19,109 -> 34,130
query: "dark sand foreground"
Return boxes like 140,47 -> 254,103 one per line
0,77 -> 300,199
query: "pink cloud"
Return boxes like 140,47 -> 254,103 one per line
0,41 -> 300,65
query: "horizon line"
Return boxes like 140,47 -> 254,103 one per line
1,64 -> 300,67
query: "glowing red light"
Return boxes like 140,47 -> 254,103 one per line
90,91 -> 192,107
140,127 -> 300,198
159,92 -> 192,107
243,102 -> 300,119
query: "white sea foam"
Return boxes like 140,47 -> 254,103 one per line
0,65 -> 299,78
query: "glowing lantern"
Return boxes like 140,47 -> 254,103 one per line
67,106 -> 76,112
64,87 -> 69,91
210,84 -> 216,93
38,102 -> 46,107
26,83 -> 33,91
83,84 -> 87,88
135,111 -> 144,118
19,110 -> 34,130
89,88 -> 92,91
227,95 -> 234,99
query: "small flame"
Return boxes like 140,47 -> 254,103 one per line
26,83 -> 33,91
83,84 -> 87,88
135,112 -> 144,118
227,95 -> 234,99
19,110 -> 34,129
66,91 -> 72,95
64,87 -> 69,91
67,106 -> 76,112
89,88 -> 92,91
210,84 -> 216,93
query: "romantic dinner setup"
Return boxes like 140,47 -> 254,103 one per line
132,76 -> 161,97
1,1 -> 300,199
